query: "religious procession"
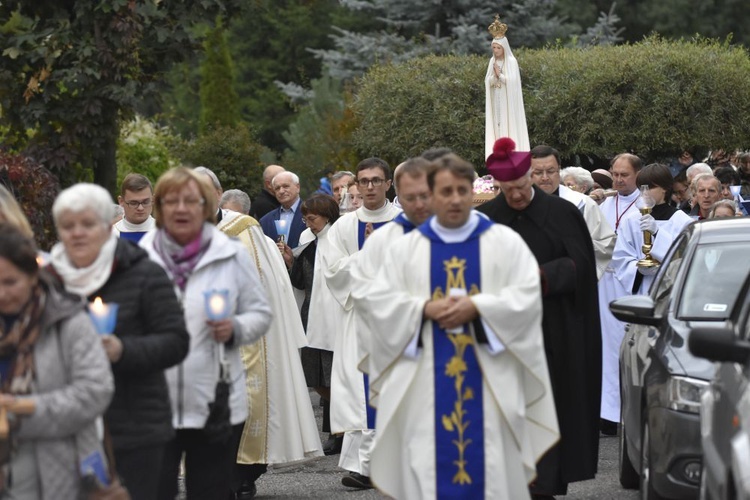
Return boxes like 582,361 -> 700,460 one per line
2,3 -> 750,500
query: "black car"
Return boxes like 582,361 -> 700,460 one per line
689,271 -> 750,500
610,218 -> 750,499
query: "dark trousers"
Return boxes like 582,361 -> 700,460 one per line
158,423 -> 245,500
114,444 -> 165,500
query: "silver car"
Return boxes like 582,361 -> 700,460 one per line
610,218 -> 750,499
689,271 -> 750,500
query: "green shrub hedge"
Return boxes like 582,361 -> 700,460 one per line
352,37 -> 750,170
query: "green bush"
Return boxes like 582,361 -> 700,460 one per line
172,123 -> 267,198
352,37 -> 750,170
117,116 -> 178,188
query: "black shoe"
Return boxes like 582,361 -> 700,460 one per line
323,435 -> 343,456
235,481 -> 257,500
341,472 -> 373,489
600,418 -> 618,436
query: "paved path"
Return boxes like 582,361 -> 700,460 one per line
249,394 -> 641,499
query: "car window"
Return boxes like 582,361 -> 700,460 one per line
652,234 -> 689,304
678,242 -> 750,320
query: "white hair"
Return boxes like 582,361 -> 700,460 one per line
686,162 -> 712,182
271,171 -> 300,187
193,166 -> 222,190
560,167 -> 595,192
220,189 -> 252,214
53,183 -> 114,227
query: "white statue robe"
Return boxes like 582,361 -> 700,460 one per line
322,201 -> 402,433
349,214 -> 417,391
484,37 -> 529,159
218,211 -> 323,465
597,190 -> 642,422
612,208 -> 692,296
558,184 -> 616,280
365,215 -> 559,499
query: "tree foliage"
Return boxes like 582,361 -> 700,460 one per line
200,20 -> 241,133
0,0 -> 239,192
172,124 -> 267,198
117,116 -> 178,187
352,38 -> 750,170
0,151 -> 60,251
281,75 -> 359,192
312,0 -> 573,80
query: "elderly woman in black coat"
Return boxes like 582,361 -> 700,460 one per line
48,183 -> 189,500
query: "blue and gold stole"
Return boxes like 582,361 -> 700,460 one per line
357,218 -> 390,429
391,212 -> 416,234
419,216 -> 493,499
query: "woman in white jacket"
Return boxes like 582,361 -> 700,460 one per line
140,167 -> 272,500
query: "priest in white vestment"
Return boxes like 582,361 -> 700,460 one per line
194,169 -> 323,499
321,158 -> 401,489
597,154 -> 644,432
529,145 -> 615,279
364,154 -> 558,499
349,158 -> 433,389
484,15 -> 529,159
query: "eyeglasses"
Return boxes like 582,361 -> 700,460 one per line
160,197 -> 205,208
357,178 -> 385,188
400,194 -> 430,203
123,199 -> 152,209
302,215 -> 320,225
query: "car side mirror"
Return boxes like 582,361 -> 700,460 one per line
609,295 -> 661,326
688,327 -> 750,365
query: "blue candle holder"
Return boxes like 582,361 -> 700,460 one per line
274,219 -> 290,243
88,300 -> 119,335
204,289 -> 230,321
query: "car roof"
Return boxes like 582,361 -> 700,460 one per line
688,217 -> 750,245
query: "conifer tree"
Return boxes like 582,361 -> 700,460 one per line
200,19 -> 241,133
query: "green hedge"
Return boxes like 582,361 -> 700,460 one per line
352,37 -> 750,170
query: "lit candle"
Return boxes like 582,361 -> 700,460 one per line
209,294 -> 226,318
88,297 -> 119,335
204,289 -> 230,320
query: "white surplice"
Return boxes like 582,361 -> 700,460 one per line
322,201 -> 401,433
597,190 -> 641,422
364,217 -> 559,499
295,225 -> 339,352
350,218 -> 415,385
612,208 -> 692,295
218,211 -> 323,465
558,184 -> 616,280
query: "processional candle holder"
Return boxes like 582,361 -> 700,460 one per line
88,297 -> 119,335
204,289 -> 231,321
274,219 -> 290,244
636,185 -> 660,271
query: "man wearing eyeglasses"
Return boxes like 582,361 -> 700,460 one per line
114,173 -> 155,243
529,145 -> 615,280
322,157 -> 401,490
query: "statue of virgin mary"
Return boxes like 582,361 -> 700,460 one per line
484,15 -> 529,159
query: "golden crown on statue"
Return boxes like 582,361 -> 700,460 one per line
488,14 -> 508,38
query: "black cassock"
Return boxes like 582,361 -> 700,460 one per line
477,186 -> 602,495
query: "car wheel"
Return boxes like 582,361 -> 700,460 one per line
620,416 -> 639,489
640,418 -> 664,500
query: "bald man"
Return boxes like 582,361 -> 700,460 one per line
251,164 -> 286,220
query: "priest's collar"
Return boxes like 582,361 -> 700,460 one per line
356,199 -> 396,222
617,189 -> 640,202
429,211 -> 481,243
118,215 -> 155,231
